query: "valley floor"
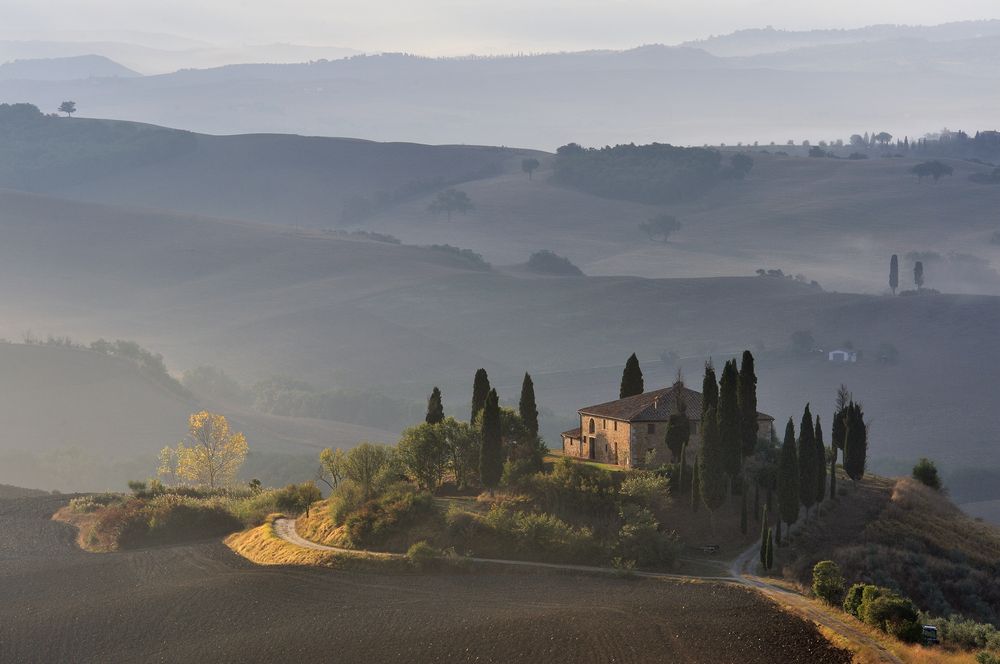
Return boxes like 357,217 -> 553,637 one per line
0,495 -> 850,663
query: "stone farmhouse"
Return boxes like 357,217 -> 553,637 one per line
561,382 -> 774,468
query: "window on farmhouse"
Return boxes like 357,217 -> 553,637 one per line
589,419 -> 595,434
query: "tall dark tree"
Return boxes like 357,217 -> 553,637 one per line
718,359 -> 742,486
797,404 -> 817,516
471,369 -> 490,422
620,353 -> 644,398
701,361 -> 719,419
759,505 -> 769,565
690,458 -> 700,513
843,402 -> 868,482
829,442 -> 838,500
814,416 -> 827,508
698,406 -> 727,523
425,387 -> 444,424
518,373 -> 539,440
664,382 -> 691,462
738,350 -> 759,457
765,528 -> 774,570
777,418 -> 800,530
479,389 -> 503,492
914,261 -> 925,290
889,254 -> 899,295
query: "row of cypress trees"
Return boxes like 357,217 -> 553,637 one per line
425,368 -> 541,494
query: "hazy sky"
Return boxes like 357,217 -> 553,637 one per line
3,0 -> 999,54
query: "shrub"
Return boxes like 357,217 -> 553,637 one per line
863,595 -> 921,642
812,560 -> 845,604
329,481 -> 365,525
228,482 -> 322,525
476,505 -> 598,562
501,458 -> 539,489
127,480 -> 147,495
523,457 -> 618,523
921,613 -> 1000,650
343,486 -> 434,548
912,458 -> 942,490
96,495 -> 242,549
977,652 -> 1000,664
406,540 -> 439,569
843,583 -> 867,617
619,472 -> 670,516
617,504 -> 678,567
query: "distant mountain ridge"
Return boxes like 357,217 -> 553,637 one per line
0,54 -> 139,80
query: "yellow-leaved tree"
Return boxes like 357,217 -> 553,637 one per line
159,411 -> 248,488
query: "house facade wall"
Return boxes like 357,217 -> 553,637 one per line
578,414 -> 633,466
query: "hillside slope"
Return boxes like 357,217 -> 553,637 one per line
0,190 -> 998,498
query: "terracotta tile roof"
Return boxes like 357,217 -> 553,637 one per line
561,427 -> 582,438
579,383 -> 773,423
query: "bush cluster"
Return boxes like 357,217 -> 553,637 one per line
843,583 -> 922,643
95,495 -> 242,549
343,486 -> 435,549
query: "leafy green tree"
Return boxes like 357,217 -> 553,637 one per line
815,415 -> 827,507
843,401 -> 868,482
397,422 -> 449,491
664,385 -> 690,462
889,254 -> 899,295
698,406 -> 727,527
471,368 -> 490,422
425,386 -> 444,424
912,458 -> 941,490
639,214 -> 681,243
718,359 -> 742,485
738,350 -> 759,458
812,560 -> 845,604
58,100 -> 76,117
479,389 -> 503,493
620,353 -> 644,398
518,372 -> 539,441
798,404 -> 817,516
343,442 -> 392,500
777,418 -> 800,530
428,188 -> 474,221
521,157 -> 540,180
914,261 -> 925,289
439,417 -> 479,490
911,160 -> 953,182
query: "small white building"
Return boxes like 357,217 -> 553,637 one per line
828,349 -> 858,363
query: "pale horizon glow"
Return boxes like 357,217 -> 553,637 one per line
1,0 -> 998,56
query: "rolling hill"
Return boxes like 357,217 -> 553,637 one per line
0,189 -> 998,512
0,55 -> 139,80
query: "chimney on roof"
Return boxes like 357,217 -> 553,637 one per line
653,396 -> 660,410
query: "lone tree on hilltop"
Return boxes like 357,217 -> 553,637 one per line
428,189 -> 474,221
912,458 -> 942,490
914,261 -> 925,290
842,401 -> 868,483
518,372 -> 539,441
718,358 -> 742,487
159,411 -> 248,489
777,418 -> 800,532
912,160 -> 953,182
58,101 -> 76,117
521,157 -> 540,180
471,368 -> 491,422
425,386 -> 444,424
889,254 -> 899,295
738,350 -> 759,458
620,353 -> 644,398
639,214 -> 681,243
798,404 -> 817,517
479,389 -> 503,493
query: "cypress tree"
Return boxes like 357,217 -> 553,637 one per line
815,415 -> 827,508
829,443 -> 838,500
740,487 -> 748,534
471,368 -> 490,422
479,389 -> 503,493
798,404 -> 817,517
753,482 -> 760,521
738,350 -> 759,457
718,359 -> 742,487
699,406 -> 727,523
759,505 -> 769,565
889,254 -> 899,295
765,528 -> 774,570
665,384 -> 691,462
914,261 -> 924,290
425,386 -> 445,424
619,353 -> 644,398
843,401 -> 868,482
677,441 -> 687,492
690,458 -> 700,513
701,361 -> 718,417
518,372 -> 539,440
777,418 -> 800,531
775,518 -> 782,547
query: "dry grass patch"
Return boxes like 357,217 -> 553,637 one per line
52,505 -> 107,552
